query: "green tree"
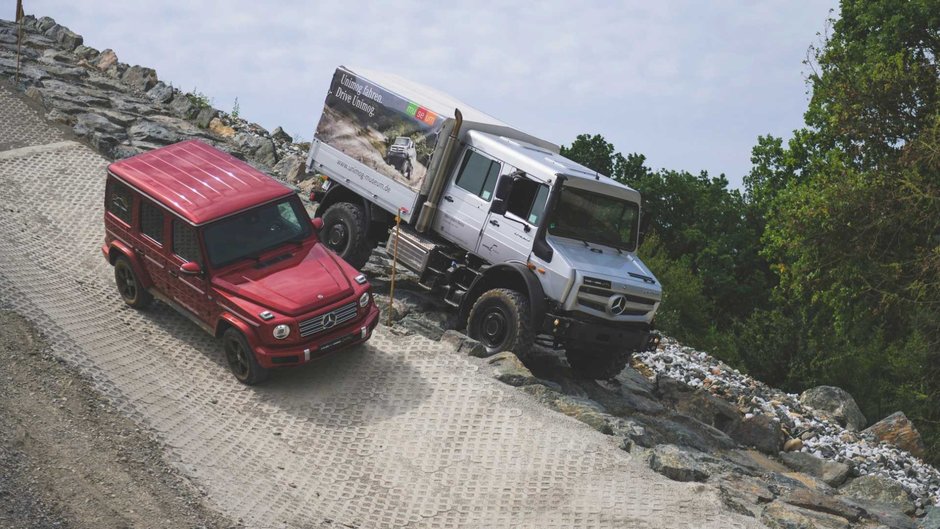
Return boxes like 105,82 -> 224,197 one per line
759,0 -> 940,462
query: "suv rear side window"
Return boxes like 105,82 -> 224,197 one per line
106,180 -> 133,224
172,220 -> 202,264
455,149 -> 501,201
140,201 -> 164,244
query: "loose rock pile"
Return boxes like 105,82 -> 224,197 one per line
636,338 -> 940,510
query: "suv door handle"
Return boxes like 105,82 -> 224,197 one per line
168,269 -> 178,278
443,195 -> 454,202
489,219 -> 500,227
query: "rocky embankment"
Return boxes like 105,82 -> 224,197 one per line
2,14 -> 938,529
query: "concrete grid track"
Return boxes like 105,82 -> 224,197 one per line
0,84 -> 764,529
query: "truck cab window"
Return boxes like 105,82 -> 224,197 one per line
455,149 -> 501,201
505,179 -> 549,226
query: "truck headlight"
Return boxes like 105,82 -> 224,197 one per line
273,324 -> 291,340
359,292 -> 370,308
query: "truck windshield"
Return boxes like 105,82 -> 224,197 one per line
204,197 -> 311,268
546,186 -> 639,251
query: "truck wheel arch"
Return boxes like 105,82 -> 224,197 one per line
458,262 -> 547,331
313,183 -> 393,240
106,242 -> 154,290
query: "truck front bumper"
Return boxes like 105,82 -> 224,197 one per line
542,313 -> 658,353
252,303 -> 380,369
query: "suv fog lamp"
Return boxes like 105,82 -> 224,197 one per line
359,292 -> 370,308
354,274 -> 367,285
273,324 -> 291,340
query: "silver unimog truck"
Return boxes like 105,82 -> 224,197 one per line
307,66 -> 661,378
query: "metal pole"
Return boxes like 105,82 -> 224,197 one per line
386,208 -> 402,326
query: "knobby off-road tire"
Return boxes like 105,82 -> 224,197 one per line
222,328 -> 270,385
565,346 -> 631,380
321,202 -> 373,270
466,288 -> 534,360
114,256 -> 153,309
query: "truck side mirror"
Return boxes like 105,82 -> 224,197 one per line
490,197 -> 508,215
311,218 -> 324,231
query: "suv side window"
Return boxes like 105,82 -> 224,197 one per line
172,220 -> 202,264
506,179 -> 550,226
140,201 -> 165,244
455,149 -> 501,201
106,179 -> 133,224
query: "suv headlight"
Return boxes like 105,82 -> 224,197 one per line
273,324 -> 291,340
359,292 -> 371,308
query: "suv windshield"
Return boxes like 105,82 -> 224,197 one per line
204,197 -> 311,268
547,185 -> 639,251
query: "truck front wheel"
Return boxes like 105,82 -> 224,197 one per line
565,346 -> 630,380
321,202 -> 373,269
467,288 -> 534,359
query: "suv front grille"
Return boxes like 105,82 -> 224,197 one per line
298,302 -> 358,337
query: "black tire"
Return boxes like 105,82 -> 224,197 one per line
565,346 -> 631,380
114,256 -> 153,309
466,288 -> 534,359
222,328 -> 270,385
320,202 -> 374,269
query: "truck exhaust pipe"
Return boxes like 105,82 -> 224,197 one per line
415,108 -> 463,233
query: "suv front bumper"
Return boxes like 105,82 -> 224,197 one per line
252,303 -> 380,368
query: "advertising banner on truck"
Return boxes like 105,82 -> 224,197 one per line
314,68 -> 447,192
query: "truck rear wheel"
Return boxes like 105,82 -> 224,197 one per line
321,202 -> 373,269
467,288 -> 533,359
565,346 -> 630,380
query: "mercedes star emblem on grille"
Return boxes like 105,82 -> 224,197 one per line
607,295 -> 627,316
322,312 -> 337,329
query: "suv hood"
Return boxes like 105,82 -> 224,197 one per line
548,236 -> 661,295
212,243 -> 354,316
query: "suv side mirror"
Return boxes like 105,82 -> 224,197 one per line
311,218 -> 324,231
180,261 -> 202,275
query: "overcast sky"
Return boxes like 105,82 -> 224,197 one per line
29,1 -> 837,189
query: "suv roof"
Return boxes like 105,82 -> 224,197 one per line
108,139 -> 293,225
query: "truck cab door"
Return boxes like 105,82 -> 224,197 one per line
433,147 -> 502,252
478,176 -> 549,264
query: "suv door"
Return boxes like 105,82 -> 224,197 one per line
167,218 -> 212,323
478,177 -> 549,264
136,199 -> 170,294
433,147 -> 501,251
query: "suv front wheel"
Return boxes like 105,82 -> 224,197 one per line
114,256 -> 153,309
222,328 -> 270,385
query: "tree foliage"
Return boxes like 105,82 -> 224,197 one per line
562,0 -> 940,463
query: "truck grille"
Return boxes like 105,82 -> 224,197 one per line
576,285 -> 657,316
298,302 -> 358,337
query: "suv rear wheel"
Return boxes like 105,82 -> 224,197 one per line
114,256 -> 153,309
222,328 -> 270,385
321,202 -> 373,269
467,288 -> 533,360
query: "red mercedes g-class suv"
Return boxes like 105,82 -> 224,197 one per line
102,140 -> 379,384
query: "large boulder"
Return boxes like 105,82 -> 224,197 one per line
128,120 -> 180,147
486,352 -> 538,387
863,412 -> 926,458
761,501 -> 851,529
800,386 -> 867,431
93,49 -> 118,71
839,474 -> 915,514
146,82 -> 174,104
272,154 -> 306,183
44,24 -> 83,51
920,505 -> 940,529
121,65 -> 158,92
728,413 -> 784,455
271,126 -> 293,144
234,132 -> 278,167
780,451 -> 852,487
649,444 -> 715,482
